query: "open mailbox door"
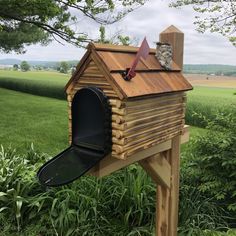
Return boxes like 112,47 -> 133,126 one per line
37,87 -> 112,187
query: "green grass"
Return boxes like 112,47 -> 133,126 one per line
186,86 -> 236,127
0,69 -> 69,82
0,87 -> 68,155
189,86 -> 236,101
0,70 -> 70,99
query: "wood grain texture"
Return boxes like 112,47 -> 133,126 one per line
168,135 -> 181,236
89,125 -> 189,176
65,42 -> 192,99
139,153 -> 171,188
160,25 -> 184,70
97,51 -> 180,71
110,72 -> 192,98
156,185 -> 170,236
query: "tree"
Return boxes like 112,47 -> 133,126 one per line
170,0 -> 236,46
20,61 -> 30,72
13,64 -> 18,70
97,25 -> 136,46
59,61 -> 69,74
0,0 -> 147,53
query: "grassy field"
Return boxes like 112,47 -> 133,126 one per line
0,88 -> 68,155
185,74 -> 236,88
186,86 -> 236,127
0,69 -> 69,82
0,70 -> 70,99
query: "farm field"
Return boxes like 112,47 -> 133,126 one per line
185,73 -> 236,88
0,69 -> 69,82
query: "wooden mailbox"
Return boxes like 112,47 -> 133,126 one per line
65,25 -> 193,236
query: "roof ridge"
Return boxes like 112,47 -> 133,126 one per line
90,42 -> 156,54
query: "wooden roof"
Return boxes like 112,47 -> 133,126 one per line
65,43 -> 193,99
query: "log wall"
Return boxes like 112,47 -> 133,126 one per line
111,93 -> 186,159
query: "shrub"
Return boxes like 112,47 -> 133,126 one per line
182,111 -> 236,217
185,99 -> 236,128
0,77 -> 66,99
0,145 -> 155,235
0,144 -> 234,235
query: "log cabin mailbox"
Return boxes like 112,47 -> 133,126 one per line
38,26 -> 192,236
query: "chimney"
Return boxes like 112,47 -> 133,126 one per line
159,25 -> 184,70
156,42 -> 172,70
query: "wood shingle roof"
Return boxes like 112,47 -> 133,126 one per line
65,42 -> 193,99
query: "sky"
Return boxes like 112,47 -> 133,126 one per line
0,0 -> 235,65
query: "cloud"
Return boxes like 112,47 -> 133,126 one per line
0,0 -> 235,65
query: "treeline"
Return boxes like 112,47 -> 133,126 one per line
184,64 -> 236,76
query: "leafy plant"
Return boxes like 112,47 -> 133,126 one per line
182,111 -> 236,215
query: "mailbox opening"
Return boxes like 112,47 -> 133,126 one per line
37,87 -> 111,187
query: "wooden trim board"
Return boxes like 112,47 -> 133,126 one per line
139,153 -> 171,188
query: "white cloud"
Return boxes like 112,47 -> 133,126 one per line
0,0 -> 235,65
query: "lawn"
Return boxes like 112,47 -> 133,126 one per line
0,70 -> 70,99
0,88 -> 68,155
0,69 -> 69,83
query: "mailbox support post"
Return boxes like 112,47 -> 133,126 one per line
90,127 -> 189,236
141,135 -> 181,236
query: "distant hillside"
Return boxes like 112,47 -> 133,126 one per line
1,59 -> 236,76
0,59 -> 21,65
184,64 -> 236,76
0,59 -> 79,68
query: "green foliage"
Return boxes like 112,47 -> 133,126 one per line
186,87 -> 236,128
59,61 -> 69,74
170,1 -> 236,46
13,64 -> 18,71
0,145 -> 156,235
182,111 -> 236,213
0,0 -> 146,53
178,178 -> 230,235
0,77 -> 65,99
97,25 -> 134,45
0,144 -> 231,235
20,61 -> 30,72
0,70 -> 68,99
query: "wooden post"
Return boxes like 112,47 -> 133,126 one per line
155,135 -> 181,236
168,135 -> 181,236
159,25 -> 184,70
155,152 -> 170,236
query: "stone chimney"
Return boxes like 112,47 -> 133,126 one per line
159,25 -> 184,70
156,42 -> 172,70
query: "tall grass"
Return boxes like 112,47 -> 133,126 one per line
0,77 -> 66,99
0,145 -> 232,236
0,145 -> 156,235
186,87 -> 236,127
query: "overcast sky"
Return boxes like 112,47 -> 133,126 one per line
1,0 -> 235,65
